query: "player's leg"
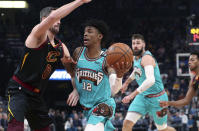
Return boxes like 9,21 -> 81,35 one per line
149,93 -> 176,131
122,112 -> 142,131
122,94 -> 147,131
84,98 -> 116,131
85,122 -> 104,131
7,89 -> 28,131
25,96 -> 52,131
155,123 -> 176,131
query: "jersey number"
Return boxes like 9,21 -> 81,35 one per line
83,82 -> 92,91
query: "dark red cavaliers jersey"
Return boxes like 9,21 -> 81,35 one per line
8,38 -> 64,95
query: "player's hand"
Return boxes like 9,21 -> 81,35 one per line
122,90 -> 138,103
67,89 -> 79,106
113,62 -> 131,78
61,56 -> 77,65
78,0 -> 92,4
122,96 -> 131,103
120,82 -> 128,94
159,101 -> 169,108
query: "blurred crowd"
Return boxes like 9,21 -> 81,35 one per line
1,0 -> 199,131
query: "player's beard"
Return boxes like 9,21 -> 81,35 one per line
133,47 -> 143,56
49,26 -> 59,35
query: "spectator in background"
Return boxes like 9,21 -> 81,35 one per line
0,113 -> 3,131
179,111 -> 188,131
188,114 -> 194,131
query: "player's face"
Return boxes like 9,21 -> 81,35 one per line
84,26 -> 102,47
48,10 -> 61,34
132,39 -> 145,56
189,55 -> 199,71
49,20 -> 61,35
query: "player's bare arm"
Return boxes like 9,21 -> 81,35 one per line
121,69 -> 137,94
141,55 -> 156,67
65,47 -> 82,106
160,80 -> 196,107
26,0 -> 91,48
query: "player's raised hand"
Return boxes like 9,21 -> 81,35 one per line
67,89 -> 79,106
78,0 -> 92,3
159,101 -> 169,108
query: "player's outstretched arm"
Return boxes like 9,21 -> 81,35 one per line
64,47 -> 82,106
160,80 -> 196,108
26,0 -> 91,47
121,70 -> 136,94
33,0 -> 91,37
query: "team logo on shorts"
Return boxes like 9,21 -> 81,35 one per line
134,66 -> 142,80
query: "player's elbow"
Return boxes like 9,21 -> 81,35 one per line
47,14 -> 58,22
184,98 -> 192,106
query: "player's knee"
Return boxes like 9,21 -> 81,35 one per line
85,123 -> 104,131
162,126 -> 176,131
156,123 -> 176,131
7,118 -> 24,131
123,119 -> 134,129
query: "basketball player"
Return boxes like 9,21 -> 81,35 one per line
62,19 -> 129,131
160,52 -> 199,108
121,34 -> 176,131
7,0 -> 91,131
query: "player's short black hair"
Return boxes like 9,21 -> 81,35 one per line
84,19 -> 110,46
40,7 -> 57,21
191,51 -> 199,59
131,34 -> 145,42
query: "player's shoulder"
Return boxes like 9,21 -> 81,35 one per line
73,46 -> 84,60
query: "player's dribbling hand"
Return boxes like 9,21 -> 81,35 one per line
159,101 -> 169,108
120,83 -> 128,94
67,89 -> 79,106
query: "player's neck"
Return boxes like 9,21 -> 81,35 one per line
47,31 -> 56,46
86,45 -> 102,59
195,68 -> 199,76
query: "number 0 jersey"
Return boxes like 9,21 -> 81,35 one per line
75,47 -> 111,108
8,38 -> 63,95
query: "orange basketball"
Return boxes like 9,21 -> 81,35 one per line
106,43 -> 133,71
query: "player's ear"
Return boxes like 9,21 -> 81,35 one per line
143,42 -> 146,48
98,34 -> 103,40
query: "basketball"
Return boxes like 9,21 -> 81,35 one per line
106,43 -> 133,71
